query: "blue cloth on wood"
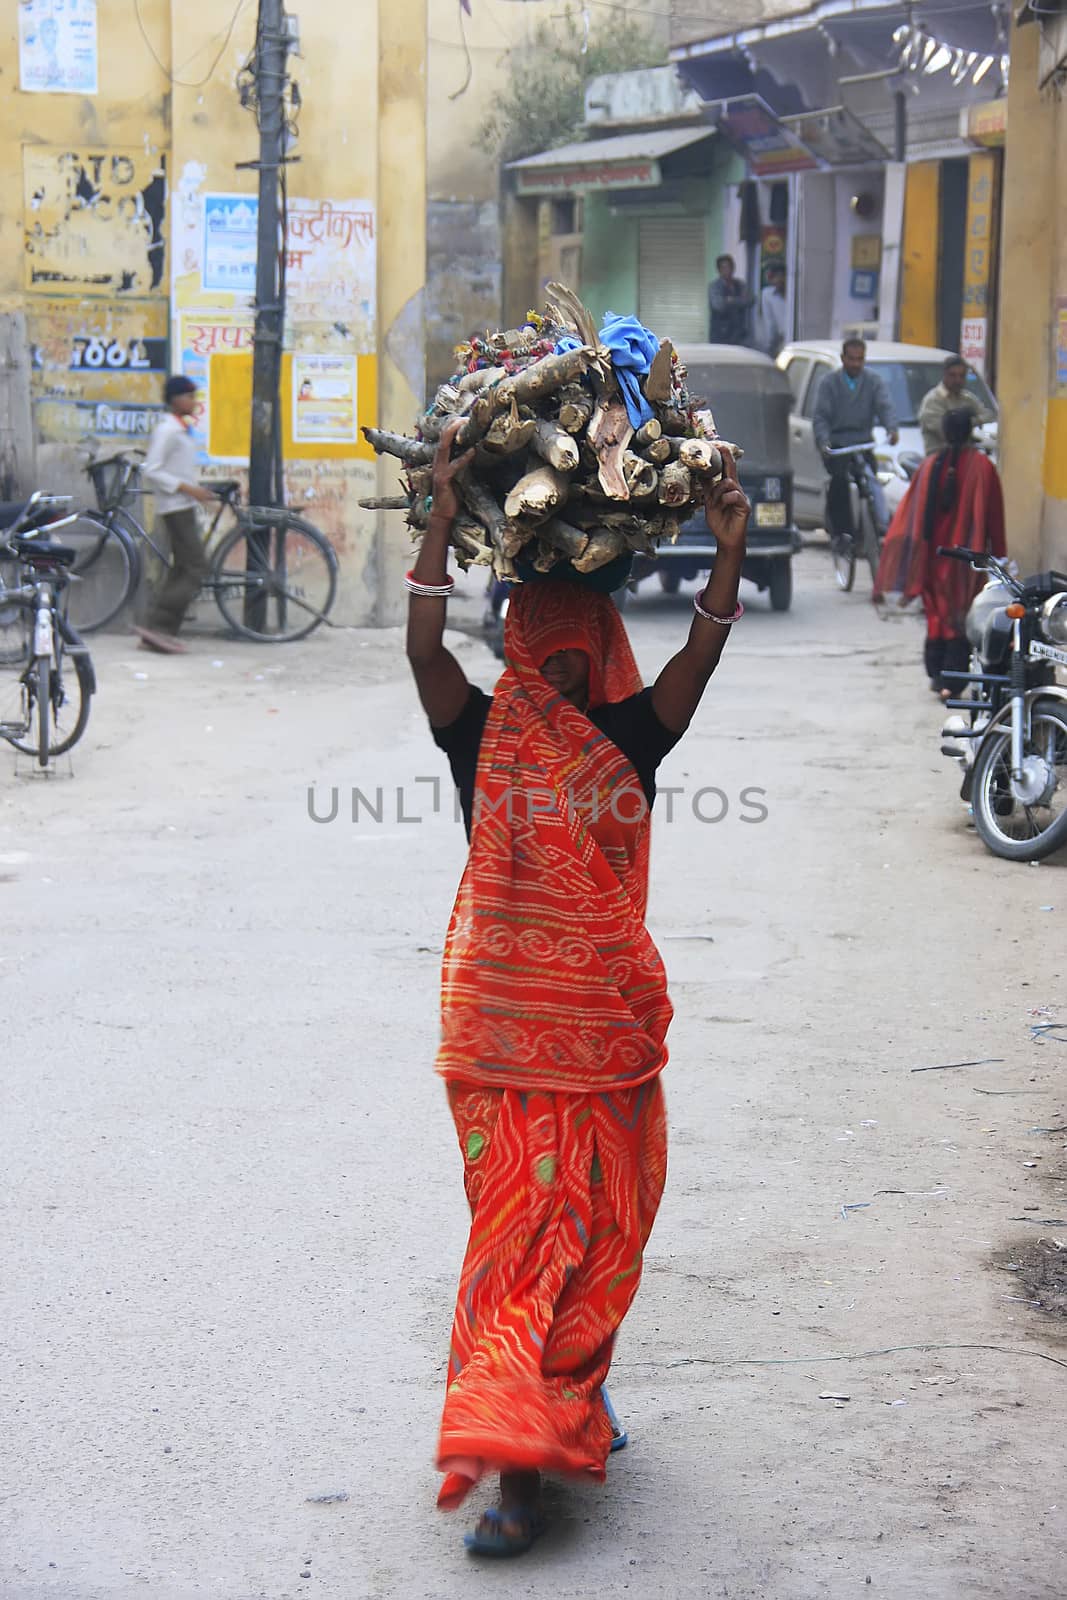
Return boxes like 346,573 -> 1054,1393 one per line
553,334 -> 584,355
599,312 -> 659,429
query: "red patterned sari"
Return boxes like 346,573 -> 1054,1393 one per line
434,583 -> 672,1509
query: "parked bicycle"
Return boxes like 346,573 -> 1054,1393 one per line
64,451 -> 339,642
824,441 -> 885,593
0,493 -> 95,768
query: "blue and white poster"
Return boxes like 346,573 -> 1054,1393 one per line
202,195 -> 258,294
19,0 -> 98,94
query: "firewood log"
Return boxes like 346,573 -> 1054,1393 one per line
492,549 -> 519,581
538,516 -> 589,561
573,527 -> 627,573
623,451 -> 657,500
483,413 -> 537,455
556,385 -> 594,433
633,418 -> 662,447
532,539 -> 564,574
456,346 -> 590,449
545,281 -> 600,352
453,518 -> 494,565
644,340 -> 674,403
358,495 -> 410,512
362,427 -> 435,465
658,461 -> 692,507
504,463 -> 569,521
530,417 -> 580,473
661,407 -> 689,435
502,518 -> 535,558
587,395 -> 633,500
457,366 -> 506,394
679,438 -> 724,476
645,437 -> 671,464
459,473 -> 508,550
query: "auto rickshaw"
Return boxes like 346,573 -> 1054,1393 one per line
625,343 -> 801,612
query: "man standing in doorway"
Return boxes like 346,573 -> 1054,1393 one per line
708,254 -> 753,345
758,263 -> 788,358
813,338 -> 898,542
134,375 -> 219,655
918,355 -> 993,454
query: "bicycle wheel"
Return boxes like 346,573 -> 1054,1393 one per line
63,512 -> 140,632
830,532 -> 855,592
4,641 -> 92,760
859,498 -> 882,589
211,516 -> 338,643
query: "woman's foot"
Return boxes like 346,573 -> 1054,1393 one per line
464,1470 -> 544,1557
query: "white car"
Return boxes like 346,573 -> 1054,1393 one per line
776,340 -> 999,526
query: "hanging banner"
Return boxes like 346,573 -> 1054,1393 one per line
961,152 -> 999,377
715,96 -> 818,177
19,0 -> 97,94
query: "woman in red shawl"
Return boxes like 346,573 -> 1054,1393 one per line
874,408 -> 1006,698
406,418 -> 750,1556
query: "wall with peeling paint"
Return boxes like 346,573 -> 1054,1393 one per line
0,0 -> 427,626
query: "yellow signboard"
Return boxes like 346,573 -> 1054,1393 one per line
961,152 -> 999,374
207,352 -> 377,463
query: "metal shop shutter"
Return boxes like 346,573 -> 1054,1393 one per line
638,218 -> 707,345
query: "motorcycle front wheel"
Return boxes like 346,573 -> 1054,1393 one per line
971,702 -> 1067,861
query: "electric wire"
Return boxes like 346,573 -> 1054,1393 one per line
133,0 -> 251,88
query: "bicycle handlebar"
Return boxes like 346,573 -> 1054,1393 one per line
824,441 -> 878,458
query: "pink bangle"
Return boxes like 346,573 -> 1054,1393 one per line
694,593 -> 744,625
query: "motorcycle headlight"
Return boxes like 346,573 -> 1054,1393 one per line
1042,592 -> 1067,647
898,451 -> 923,481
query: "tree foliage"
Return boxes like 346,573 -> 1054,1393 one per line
479,6 -> 668,165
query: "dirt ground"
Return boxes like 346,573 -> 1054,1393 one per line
1,548 -> 1065,1600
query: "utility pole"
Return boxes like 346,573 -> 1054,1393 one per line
246,0 -> 291,510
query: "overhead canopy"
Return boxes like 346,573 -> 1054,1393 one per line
507,127 -> 716,195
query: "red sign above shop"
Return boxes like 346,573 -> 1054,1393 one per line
515,159 -> 661,195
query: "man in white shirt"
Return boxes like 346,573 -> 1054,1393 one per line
758,264 -> 787,358
134,375 -> 219,654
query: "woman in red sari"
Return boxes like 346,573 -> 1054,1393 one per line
406,419 -> 750,1555
874,408 -> 1006,698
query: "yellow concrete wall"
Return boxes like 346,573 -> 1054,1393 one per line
998,21 -> 1064,574
0,0 -> 424,623
0,0 -> 171,480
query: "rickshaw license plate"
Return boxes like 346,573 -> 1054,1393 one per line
755,502 -> 787,527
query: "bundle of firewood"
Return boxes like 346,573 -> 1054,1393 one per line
358,283 -> 742,580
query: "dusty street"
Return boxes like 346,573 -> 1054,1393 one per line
2,549 -> 1065,1600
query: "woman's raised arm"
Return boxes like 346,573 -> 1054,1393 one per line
405,419 -> 476,728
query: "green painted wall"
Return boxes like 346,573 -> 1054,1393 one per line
579,147 -> 743,325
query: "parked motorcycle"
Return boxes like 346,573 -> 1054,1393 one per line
940,548 -> 1067,860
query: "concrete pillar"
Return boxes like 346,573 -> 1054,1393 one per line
997,22 -> 1056,576
375,0 -> 427,625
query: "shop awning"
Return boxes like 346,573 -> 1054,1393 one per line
507,127 -> 715,195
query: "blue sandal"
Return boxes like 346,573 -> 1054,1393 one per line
464,1505 -> 546,1558
602,1386 -> 628,1453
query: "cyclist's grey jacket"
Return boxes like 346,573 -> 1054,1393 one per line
141,412 -> 200,517
813,368 -> 896,451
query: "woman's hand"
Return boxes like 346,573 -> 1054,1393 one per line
431,417 -> 474,524
703,448 -> 750,551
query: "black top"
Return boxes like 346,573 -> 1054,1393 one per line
432,685 -> 683,838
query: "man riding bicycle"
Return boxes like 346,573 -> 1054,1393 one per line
813,339 -> 898,543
